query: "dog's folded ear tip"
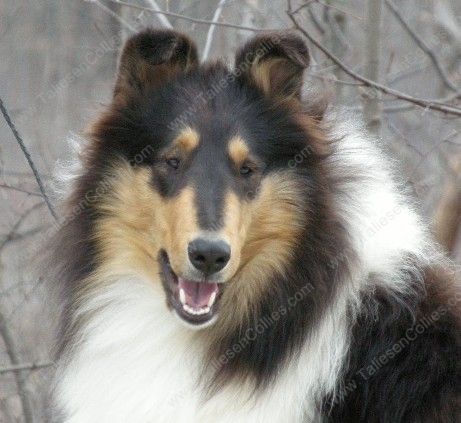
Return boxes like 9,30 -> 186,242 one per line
263,32 -> 309,65
134,31 -> 178,64
114,28 -> 198,100
237,31 -> 309,59
235,30 -> 310,99
283,33 -> 310,66
124,29 -> 196,64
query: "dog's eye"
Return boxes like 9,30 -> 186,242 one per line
166,158 -> 180,169
239,164 -> 253,176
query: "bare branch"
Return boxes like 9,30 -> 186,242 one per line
384,92 -> 461,113
362,0 -> 384,135
387,62 -> 432,85
202,0 -> 227,61
385,0 -> 459,93
287,10 -> 461,117
433,155 -> 461,253
0,97 -> 58,221
4,278 -> 46,323
143,0 -> 173,29
0,170 -> 52,178
90,0 -> 137,32
106,0 -> 271,32
315,0 -> 362,21
429,91 -> 461,107
291,0 -> 316,16
0,361 -> 54,375
0,202 -> 45,251
0,260 -> 35,422
291,1 -> 326,35
325,7 -> 351,51
0,183 -> 43,198
306,5 -> 325,35
433,1 -> 461,48
2,225 -> 50,244
308,71 -> 363,86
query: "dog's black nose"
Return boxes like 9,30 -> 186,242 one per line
188,239 -> 231,274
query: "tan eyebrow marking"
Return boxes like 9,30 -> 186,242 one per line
172,127 -> 200,152
228,136 -> 250,165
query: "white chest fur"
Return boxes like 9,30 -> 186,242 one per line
53,278 -> 348,423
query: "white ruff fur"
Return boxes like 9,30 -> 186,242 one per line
53,117 -> 432,422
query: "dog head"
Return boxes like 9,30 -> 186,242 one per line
88,29 -> 325,328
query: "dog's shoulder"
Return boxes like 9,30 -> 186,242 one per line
326,263 -> 461,423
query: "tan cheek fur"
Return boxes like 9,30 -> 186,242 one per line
216,172 -> 307,332
93,162 -> 199,283
160,187 -> 199,274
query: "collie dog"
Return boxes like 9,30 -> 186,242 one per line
49,29 -> 460,422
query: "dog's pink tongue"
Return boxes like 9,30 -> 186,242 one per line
178,279 -> 218,308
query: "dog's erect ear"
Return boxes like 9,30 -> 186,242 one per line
114,29 -> 198,101
235,32 -> 309,100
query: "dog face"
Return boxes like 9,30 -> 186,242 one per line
89,29 -> 324,328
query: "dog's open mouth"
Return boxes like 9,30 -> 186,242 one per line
159,251 -> 221,326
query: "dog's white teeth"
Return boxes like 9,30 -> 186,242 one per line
207,291 -> 217,308
179,288 -> 186,305
182,304 -> 210,316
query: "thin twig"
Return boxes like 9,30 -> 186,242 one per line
0,170 -> 52,178
0,97 -> 58,221
362,0 -> 384,135
325,7 -> 351,51
433,154 -> 461,253
423,91 -> 461,108
307,5 -> 325,34
383,103 -> 415,113
308,71 -> 363,86
0,183 -> 43,198
0,202 -> 45,251
91,0 -> 137,32
385,0 -> 459,92
3,278 -> 44,324
345,88 -> 461,113
143,0 -> 173,28
291,0 -> 316,15
106,0 -> 271,32
387,62 -> 431,85
2,225 -> 49,244
287,10 -> 461,117
316,0 -> 362,21
202,0 -> 227,61
0,361 -> 54,375
0,260 -> 35,423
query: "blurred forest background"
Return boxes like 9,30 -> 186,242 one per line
0,0 -> 460,421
